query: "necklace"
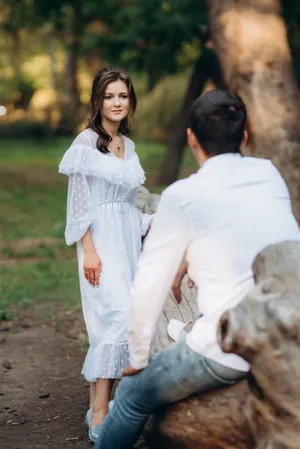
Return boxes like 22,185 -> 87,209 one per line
117,144 -> 120,152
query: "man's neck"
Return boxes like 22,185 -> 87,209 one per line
194,147 -> 210,167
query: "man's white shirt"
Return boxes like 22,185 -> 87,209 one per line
129,153 -> 300,371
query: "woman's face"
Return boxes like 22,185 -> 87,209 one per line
101,80 -> 130,123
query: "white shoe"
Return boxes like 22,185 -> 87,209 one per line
167,319 -> 187,342
85,407 -> 92,428
108,400 -> 114,413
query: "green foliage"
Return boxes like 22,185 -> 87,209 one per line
1,0 -> 208,107
83,0 -> 207,89
0,0 -> 37,32
14,75 -> 36,108
0,72 -> 37,108
0,118 -> 54,138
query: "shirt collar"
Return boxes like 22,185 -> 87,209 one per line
198,152 -> 242,173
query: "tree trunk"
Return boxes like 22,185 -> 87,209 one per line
49,36 -> 58,93
146,54 -> 163,92
207,0 -> 300,222
11,29 -> 21,85
157,50 -> 223,186
145,241 -> 300,449
57,1 -> 83,135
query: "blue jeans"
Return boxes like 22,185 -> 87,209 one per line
94,338 -> 247,449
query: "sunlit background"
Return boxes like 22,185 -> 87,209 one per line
1,0 -> 300,330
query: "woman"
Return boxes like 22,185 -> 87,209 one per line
58,68 -> 152,442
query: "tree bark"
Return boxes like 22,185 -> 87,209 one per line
145,381 -> 252,449
157,50 -> 223,186
207,0 -> 300,222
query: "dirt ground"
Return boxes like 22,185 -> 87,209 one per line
0,315 -> 92,449
0,312 -> 149,449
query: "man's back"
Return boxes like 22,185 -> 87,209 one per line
129,90 -> 300,373
172,153 -> 300,369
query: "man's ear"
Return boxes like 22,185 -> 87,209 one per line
240,130 -> 248,149
187,128 -> 197,149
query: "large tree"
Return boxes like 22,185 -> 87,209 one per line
157,47 -> 224,185
207,0 -> 300,221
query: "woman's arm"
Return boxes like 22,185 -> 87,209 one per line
81,228 -> 102,287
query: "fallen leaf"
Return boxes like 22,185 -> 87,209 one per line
39,393 -> 50,399
3,360 -> 12,369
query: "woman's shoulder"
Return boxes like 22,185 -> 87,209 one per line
58,129 -> 99,177
122,134 -> 137,159
122,134 -> 135,147
70,128 -> 98,149
58,130 -> 145,188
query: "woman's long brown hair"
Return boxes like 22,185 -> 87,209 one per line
87,68 -> 137,154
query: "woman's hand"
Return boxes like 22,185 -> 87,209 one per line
83,251 -> 102,287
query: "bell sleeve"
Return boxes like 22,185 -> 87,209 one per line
64,173 -> 95,246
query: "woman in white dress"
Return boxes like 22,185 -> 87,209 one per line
58,68 -> 152,441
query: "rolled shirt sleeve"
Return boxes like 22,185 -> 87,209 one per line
65,173 -> 95,246
129,188 -> 191,369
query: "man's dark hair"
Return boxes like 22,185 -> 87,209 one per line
188,89 -> 247,156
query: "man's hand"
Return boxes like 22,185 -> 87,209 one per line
122,365 -> 144,377
172,258 -> 188,304
172,257 -> 194,304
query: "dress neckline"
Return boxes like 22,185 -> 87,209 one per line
108,134 -> 126,162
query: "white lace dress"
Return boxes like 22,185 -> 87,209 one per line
58,129 -> 151,381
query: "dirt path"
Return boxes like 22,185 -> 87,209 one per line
0,322 -> 91,449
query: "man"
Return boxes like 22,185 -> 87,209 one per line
94,90 -> 300,448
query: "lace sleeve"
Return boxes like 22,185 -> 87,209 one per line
65,173 -> 95,245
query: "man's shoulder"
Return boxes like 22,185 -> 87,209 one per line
243,156 -> 273,167
162,173 -> 201,199
242,156 -> 284,180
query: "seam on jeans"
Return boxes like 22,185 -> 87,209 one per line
201,358 -> 237,385
96,378 -> 142,444
96,364 -> 157,444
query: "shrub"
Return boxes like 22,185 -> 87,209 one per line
0,118 -> 54,139
132,71 -> 189,143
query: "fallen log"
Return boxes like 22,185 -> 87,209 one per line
145,241 -> 300,449
145,380 -> 252,449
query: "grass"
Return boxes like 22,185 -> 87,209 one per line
0,137 -> 198,320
